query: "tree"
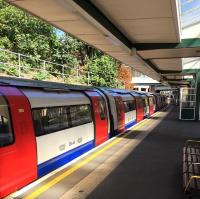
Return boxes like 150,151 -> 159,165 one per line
0,0 -> 56,60
0,0 -> 122,87
118,64 -> 134,90
85,55 -> 120,87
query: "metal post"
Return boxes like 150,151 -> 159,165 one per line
76,66 -> 79,78
18,54 -> 21,77
62,65 -> 64,81
43,60 -> 46,71
87,72 -> 90,85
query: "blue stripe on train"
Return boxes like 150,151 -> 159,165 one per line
125,120 -> 137,129
38,140 -> 94,177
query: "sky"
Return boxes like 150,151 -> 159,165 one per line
181,0 -> 200,27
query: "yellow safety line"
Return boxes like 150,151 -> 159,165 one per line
24,110 -> 164,199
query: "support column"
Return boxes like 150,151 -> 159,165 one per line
195,71 -> 200,120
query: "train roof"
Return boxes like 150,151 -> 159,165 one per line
0,76 -> 95,92
133,91 -> 147,97
98,87 -> 132,95
134,91 -> 155,97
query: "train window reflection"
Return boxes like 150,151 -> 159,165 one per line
33,104 -> 92,136
98,97 -> 107,120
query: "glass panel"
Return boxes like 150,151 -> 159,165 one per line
0,95 -> 14,147
33,104 -> 92,137
115,98 -> 122,117
98,97 -> 107,120
71,105 -> 92,125
123,100 -> 135,113
33,106 -> 70,136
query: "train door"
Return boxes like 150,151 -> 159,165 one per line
85,91 -> 108,146
148,96 -> 154,115
114,96 -> 125,133
145,97 -> 150,117
122,95 -> 136,129
0,87 -> 37,198
152,96 -> 156,112
135,97 -> 144,122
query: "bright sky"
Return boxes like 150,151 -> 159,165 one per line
181,0 -> 200,27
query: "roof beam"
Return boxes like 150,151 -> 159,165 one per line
73,0 -> 132,49
160,70 -> 182,75
135,38 -> 200,51
73,0 -> 160,75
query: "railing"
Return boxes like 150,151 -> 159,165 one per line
0,48 -> 123,87
0,48 -> 84,83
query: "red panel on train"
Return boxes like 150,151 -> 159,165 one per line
85,91 -> 108,146
135,98 -> 144,122
0,86 -> 37,198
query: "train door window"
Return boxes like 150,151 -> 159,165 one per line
123,101 -> 129,113
142,99 -> 146,107
152,97 -> 156,105
149,97 -> 153,106
98,97 -> 107,120
145,98 -> 149,106
123,100 -> 135,113
115,98 -> 122,117
0,94 -> 14,147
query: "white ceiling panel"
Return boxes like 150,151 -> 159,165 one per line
151,59 -> 182,71
138,48 -> 200,59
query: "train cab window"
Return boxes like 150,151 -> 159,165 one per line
98,97 -> 107,120
70,104 -> 92,127
0,95 -> 13,147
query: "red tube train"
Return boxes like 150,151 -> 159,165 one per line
0,77 -> 167,198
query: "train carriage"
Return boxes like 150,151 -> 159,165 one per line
137,92 -> 150,118
97,88 -> 125,136
116,92 -> 137,130
0,78 -> 110,197
0,76 -> 167,198
131,92 -> 144,122
22,88 -> 96,177
144,93 -> 155,116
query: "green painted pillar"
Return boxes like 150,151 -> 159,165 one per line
195,71 -> 200,120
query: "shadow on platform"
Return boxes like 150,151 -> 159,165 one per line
86,106 -> 200,199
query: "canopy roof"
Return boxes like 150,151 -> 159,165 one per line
7,0 -> 200,86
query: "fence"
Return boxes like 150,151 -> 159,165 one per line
0,48 -> 124,87
0,48 -> 85,83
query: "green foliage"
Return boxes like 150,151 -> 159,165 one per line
85,55 -> 120,88
0,0 -> 120,87
33,71 -> 51,81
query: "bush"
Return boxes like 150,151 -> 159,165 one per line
33,71 -> 51,80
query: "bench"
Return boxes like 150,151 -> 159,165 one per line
183,140 -> 200,198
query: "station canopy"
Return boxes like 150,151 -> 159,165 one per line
7,0 -> 200,86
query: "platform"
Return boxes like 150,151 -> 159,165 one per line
7,105 -> 200,199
